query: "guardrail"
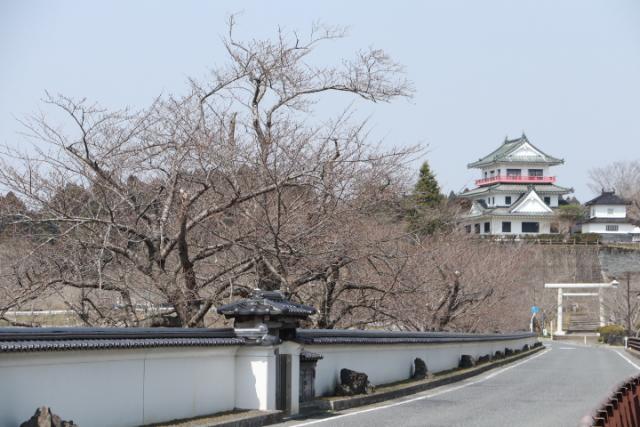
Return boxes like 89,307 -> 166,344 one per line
588,374 -> 640,426
628,337 -> 640,353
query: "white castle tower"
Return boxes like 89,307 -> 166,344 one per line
459,133 -> 572,235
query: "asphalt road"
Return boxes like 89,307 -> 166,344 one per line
280,342 -> 640,427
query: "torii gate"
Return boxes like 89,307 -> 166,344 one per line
544,281 -> 619,336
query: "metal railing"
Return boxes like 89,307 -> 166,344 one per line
628,337 -> 640,353
475,175 -> 556,186
588,373 -> 640,426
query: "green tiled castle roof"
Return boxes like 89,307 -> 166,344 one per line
468,133 -> 563,168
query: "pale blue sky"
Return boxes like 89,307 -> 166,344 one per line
1,0 -> 639,200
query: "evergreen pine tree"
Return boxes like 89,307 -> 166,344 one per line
407,161 -> 445,235
414,161 -> 443,207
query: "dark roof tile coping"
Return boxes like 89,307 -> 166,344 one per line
295,329 -> 535,345
0,337 -> 244,353
217,289 -> 316,318
0,327 -> 245,353
0,327 -> 237,341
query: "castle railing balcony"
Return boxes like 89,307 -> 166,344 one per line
475,175 -> 556,186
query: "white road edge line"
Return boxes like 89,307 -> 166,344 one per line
613,349 -> 640,370
290,348 -> 551,426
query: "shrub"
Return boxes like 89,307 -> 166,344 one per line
573,233 -> 601,244
598,325 -> 625,343
534,234 -> 564,242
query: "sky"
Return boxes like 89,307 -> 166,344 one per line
1,0 -> 639,201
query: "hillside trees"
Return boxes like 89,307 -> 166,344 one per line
382,234 -> 537,332
0,19 -> 417,327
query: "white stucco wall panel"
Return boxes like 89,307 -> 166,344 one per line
235,347 -> 277,411
305,337 -> 535,397
591,205 -> 626,219
0,351 -> 143,427
0,347 -> 239,427
582,223 -> 636,234
487,218 -> 556,235
142,348 -> 237,424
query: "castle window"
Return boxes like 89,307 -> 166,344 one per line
474,224 -> 480,234
522,222 -> 540,233
506,169 -> 521,177
505,196 -> 511,205
502,222 -> 511,233
528,169 -> 543,177
484,222 -> 490,233
544,196 -> 551,205
606,225 -> 619,232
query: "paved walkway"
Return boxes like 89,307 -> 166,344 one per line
278,342 -> 639,427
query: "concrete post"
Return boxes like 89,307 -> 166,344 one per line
556,287 -> 565,336
599,287 -> 606,327
277,341 -> 302,415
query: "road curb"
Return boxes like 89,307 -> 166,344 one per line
145,410 -> 283,427
298,344 -> 545,414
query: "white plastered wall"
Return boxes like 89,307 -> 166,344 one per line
0,347 -> 239,427
582,223 -> 637,234
590,205 -> 627,219
234,346 -> 277,411
304,337 -> 536,397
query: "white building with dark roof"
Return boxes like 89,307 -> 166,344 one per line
581,190 -> 640,242
459,133 -> 572,235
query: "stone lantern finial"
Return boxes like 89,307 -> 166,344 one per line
217,289 -> 316,344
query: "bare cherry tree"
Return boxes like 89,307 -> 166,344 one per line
385,234 -> 537,332
589,160 -> 640,217
0,18 -> 417,327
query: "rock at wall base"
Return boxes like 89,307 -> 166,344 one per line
477,354 -> 491,364
20,407 -> 78,427
458,354 -> 475,369
412,358 -> 428,380
335,368 -> 375,396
